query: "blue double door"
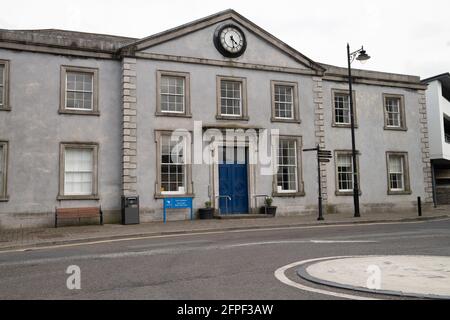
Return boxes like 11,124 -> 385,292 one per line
218,147 -> 249,214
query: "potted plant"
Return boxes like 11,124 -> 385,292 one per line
260,197 -> 277,215
198,201 -> 215,219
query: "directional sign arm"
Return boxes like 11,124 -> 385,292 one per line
303,147 -> 319,152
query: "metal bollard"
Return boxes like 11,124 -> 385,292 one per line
418,197 -> 422,217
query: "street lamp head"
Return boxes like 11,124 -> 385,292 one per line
356,49 -> 371,64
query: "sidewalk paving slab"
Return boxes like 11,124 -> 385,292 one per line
0,209 -> 449,252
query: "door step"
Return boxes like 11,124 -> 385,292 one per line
214,214 -> 275,220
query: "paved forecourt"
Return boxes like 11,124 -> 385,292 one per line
297,255 -> 450,299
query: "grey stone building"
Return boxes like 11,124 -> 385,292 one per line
0,10 -> 432,229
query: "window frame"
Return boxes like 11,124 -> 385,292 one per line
156,70 -> 191,117
0,59 -> 10,111
0,140 -> 9,201
60,66 -> 99,116
58,142 -> 99,200
331,89 -> 357,128
386,151 -> 411,195
334,150 -> 361,196
216,75 -> 248,121
272,135 -> 305,197
154,130 -> 194,199
383,94 -> 407,131
444,114 -> 450,144
271,80 -> 300,123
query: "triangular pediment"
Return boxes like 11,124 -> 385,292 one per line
121,9 -> 324,73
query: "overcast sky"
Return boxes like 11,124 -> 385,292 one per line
1,0 -> 449,79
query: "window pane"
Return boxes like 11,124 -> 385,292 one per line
274,85 -> 294,119
389,156 -> 402,173
83,74 -> 93,91
337,154 -> 353,191
386,97 -> 401,127
65,72 -> 94,110
389,155 -> 404,190
0,86 -> 3,106
64,148 -> 93,195
160,135 -> 186,193
75,74 -> 84,90
83,92 -> 93,109
277,140 -> 297,192
160,75 -> 185,113
220,80 -> 242,116
335,94 -> 350,124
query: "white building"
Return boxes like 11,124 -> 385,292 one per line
422,73 -> 450,205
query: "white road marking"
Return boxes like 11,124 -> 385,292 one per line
127,239 -> 209,249
224,241 -> 308,248
0,218 -> 445,254
0,247 -> 211,267
274,256 -> 380,300
226,240 -> 377,248
310,240 -> 376,244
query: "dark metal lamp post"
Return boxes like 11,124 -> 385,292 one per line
347,44 -> 371,218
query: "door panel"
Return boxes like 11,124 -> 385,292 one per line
218,165 -> 233,214
218,147 -> 249,214
232,164 -> 249,213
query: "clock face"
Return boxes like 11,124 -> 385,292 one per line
220,27 -> 244,53
214,24 -> 247,58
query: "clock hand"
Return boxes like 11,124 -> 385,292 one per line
230,35 -> 238,47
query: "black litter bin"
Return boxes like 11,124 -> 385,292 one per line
121,196 -> 140,225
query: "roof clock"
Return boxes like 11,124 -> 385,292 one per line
213,24 -> 247,58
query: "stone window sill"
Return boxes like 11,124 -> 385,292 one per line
271,118 -> 301,124
272,191 -> 305,198
216,115 -> 249,121
335,190 -> 362,196
384,126 -> 408,132
332,124 -> 359,129
57,195 -> 100,201
155,112 -> 192,118
154,193 -> 195,199
59,109 -> 100,116
387,190 -> 412,195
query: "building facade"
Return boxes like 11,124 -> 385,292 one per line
0,10 -> 432,229
422,73 -> 450,205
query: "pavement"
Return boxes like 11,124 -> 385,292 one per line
297,255 -> 450,299
0,206 -> 449,252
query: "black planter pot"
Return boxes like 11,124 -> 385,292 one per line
259,206 -> 277,215
198,208 -> 215,219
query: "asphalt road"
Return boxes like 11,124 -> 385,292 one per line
0,218 -> 449,300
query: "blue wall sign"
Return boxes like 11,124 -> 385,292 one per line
163,197 -> 193,223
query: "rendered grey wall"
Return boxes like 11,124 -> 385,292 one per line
135,58 -> 319,221
322,80 -> 426,212
144,18 -> 308,70
0,49 -> 122,228
135,18 -> 427,219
